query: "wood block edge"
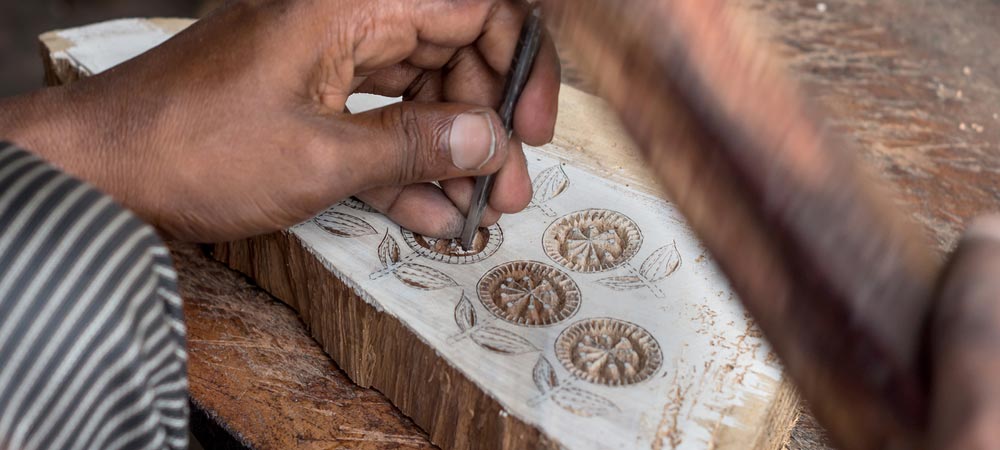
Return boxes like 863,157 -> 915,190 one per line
214,234 -> 562,450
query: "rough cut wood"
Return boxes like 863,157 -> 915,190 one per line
215,234 -> 555,450
217,0 -> 1000,446
513,1 -> 1000,447
174,242 -> 436,449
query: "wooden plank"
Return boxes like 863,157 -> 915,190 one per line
175,243 -> 435,449
218,145 -> 791,450
209,49 -> 796,450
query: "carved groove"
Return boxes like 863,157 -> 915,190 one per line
341,196 -> 377,212
477,261 -> 581,327
543,209 -> 642,272
555,318 -> 662,386
402,225 -> 503,265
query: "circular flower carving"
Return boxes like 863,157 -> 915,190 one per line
543,209 -> 642,272
556,318 -> 662,386
478,261 -> 581,327
402,224 -> 503,264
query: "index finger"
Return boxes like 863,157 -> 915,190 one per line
345,0 -> 501,72
476,2 -> 561,146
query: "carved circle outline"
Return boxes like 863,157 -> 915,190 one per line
555,317 -> 662,387
401,224 -> 503,265
477,260 -> 581,327
542,209 -> 643,273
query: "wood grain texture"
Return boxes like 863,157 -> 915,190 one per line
174,243 -> 436,449
213,234 -> 554,450
554,0 -> 1000,254
248,144 -> 790,450
747,0 -> 1000,254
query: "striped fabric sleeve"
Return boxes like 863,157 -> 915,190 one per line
0,142 -> 188,450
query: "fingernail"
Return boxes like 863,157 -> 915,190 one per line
449,111 -> 497,170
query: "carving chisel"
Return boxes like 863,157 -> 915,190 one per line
460,6 -> 544,250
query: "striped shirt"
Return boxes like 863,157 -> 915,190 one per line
0,142 -> 188,449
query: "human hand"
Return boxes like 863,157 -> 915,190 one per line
1,0 -> 559,242
927,216 -> 1000,449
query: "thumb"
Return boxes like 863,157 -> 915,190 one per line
339,101 -> 510,188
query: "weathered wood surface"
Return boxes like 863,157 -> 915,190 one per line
174,243 -> 436,449
215,233 -> 562,450
557,0 -> 1000,255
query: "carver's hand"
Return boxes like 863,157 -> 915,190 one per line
0,0 -> 559,242
928,215 -> 1000,449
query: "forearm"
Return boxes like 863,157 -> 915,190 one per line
0,86 -> 89,167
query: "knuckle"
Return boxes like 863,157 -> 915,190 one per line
384,105 -> 428,184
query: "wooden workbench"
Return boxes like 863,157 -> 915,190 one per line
39,0 -> 1000,448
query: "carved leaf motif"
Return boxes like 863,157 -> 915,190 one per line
395,263 -> 457,290
531,165 -> 570,205
551,387 -> 618,417
470,326 -> 537,354
315,211 -> 377,237
640,241 -> 682,282
533,356 -> 559,394
596,276 -> 645,291
377,231 -> 401,268
454,292 -> 477,332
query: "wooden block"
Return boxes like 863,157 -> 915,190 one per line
40,18 -> 192,85
174,242 -> 435,449
39,18 -> 798,450
219,147 -> 799,450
